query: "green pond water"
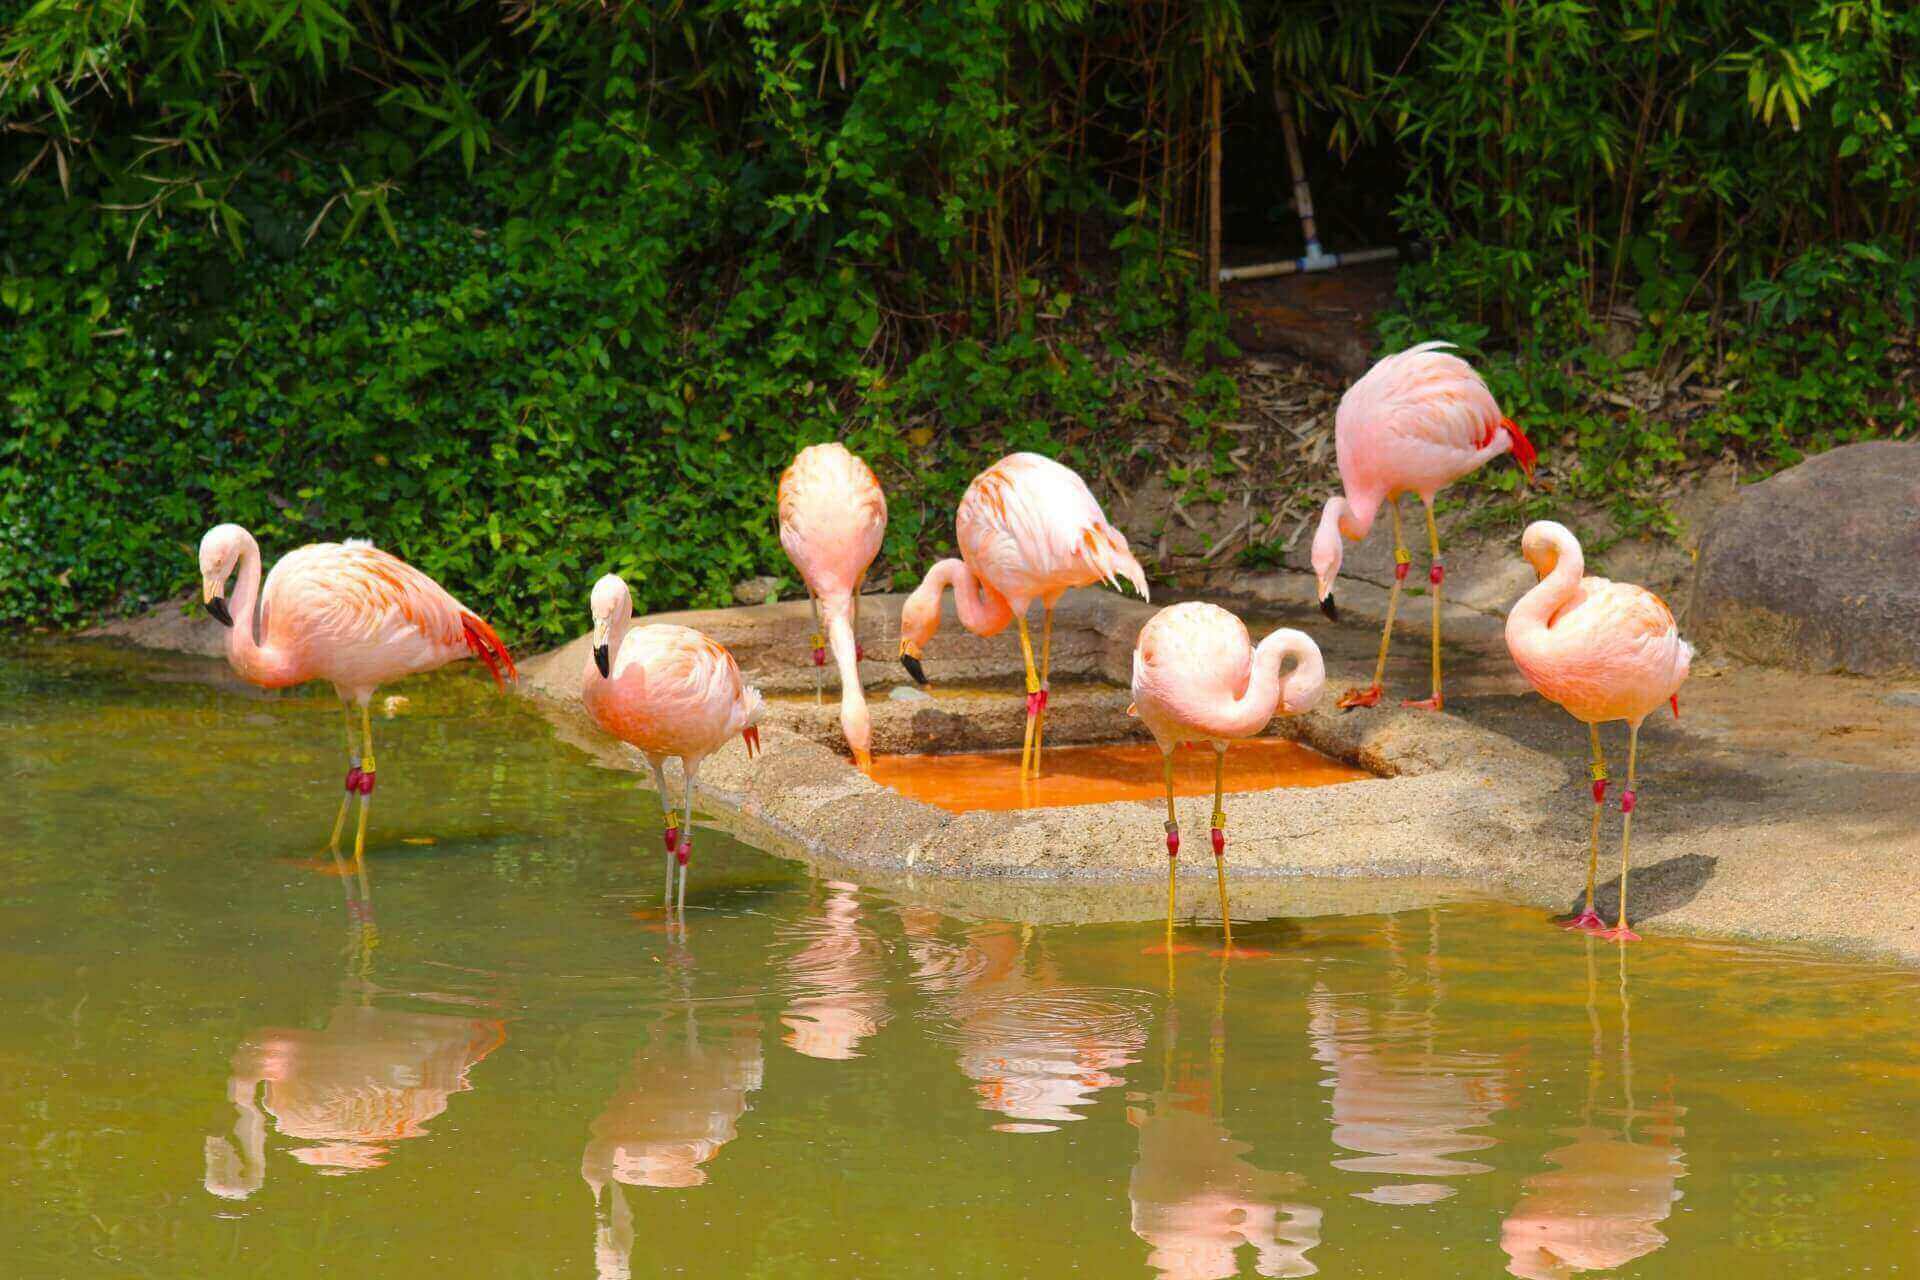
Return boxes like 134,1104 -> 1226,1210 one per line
3,642 -> 1916,1278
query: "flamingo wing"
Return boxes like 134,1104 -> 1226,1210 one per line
1337,343 -> 1507,498
1536,579 -> 1692,716
958,453 -> 1147,600
261,541 -> 515,685
778,444 -> 887,598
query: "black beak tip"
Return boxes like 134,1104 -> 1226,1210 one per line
207,596 -> 233,628
1319,593 -> 1339,623
593,645 -> 611,678
901,653 -> 928,687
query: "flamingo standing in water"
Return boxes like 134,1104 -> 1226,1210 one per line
1505,522 -> 1691,942
900,452 -> 1148,778
1311,342 -> 1536,710
584,574 -> 764,914
196,525 -> 515,867
1129,602 -> 1325,953
778,443 -> 887,769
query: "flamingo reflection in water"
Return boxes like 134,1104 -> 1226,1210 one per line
903,912 -> 1147,1133
779,879 -> 893,1060
1501,942 -> 1685,1279
1307,911 -> 1522,1205
204,879 -> 504,1198
581,938 -> 764,1280
1130,959 -> 1321,1279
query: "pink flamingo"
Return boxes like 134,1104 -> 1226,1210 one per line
584,574 -> 764,914
778,443 -> 887,769
197,524 -> 515,866
900,451 -> 1148,778
1311,342 -> 1537,711
1129,602 -> 1325,952
1505,521 -> 1691,942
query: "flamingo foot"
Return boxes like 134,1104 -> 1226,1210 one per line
1401,695 -> 1444,712
1337,684 -> 1384,710
1598,924 -> 1641,943
1207,945 -> 1277,960
1559,910 -> 1606,932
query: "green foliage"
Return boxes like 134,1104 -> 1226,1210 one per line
3,0 -> 1916,644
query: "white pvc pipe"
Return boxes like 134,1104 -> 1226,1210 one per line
1219,245 -> 1399,283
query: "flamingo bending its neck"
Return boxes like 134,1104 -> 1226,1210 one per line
1311,341 -> 1536,711
778,443 -> 887,769
583,574 -> 764,916
1129,602 -> 1325,954
1504,522 -> 1691,942
900,451 -> 1148,779
197,524 -> 515,868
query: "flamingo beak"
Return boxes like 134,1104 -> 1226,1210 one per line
592,644 -> 610,678
900,646 -> 928,687
1319,593 -> 1339,623
206,596 -> 234,628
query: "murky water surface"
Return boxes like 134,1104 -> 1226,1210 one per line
3,643 -> 1915,1278
871,739 -> 1372,812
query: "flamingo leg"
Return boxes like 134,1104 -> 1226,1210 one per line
350,702 -> 376,870
647,755 -> 677,908
1210,746 -> 1232,954
1601,723 -> 1642,943
1339,496 -> 1403,709
677,765 -> 698,919
1163,750 -> 1179,953
1017,614 -> 1041,779
1032,605 -> 1055,774
809,593 -> 825,705
1564,724 -> 1609,931
1403,501 -> 1444,710
326,703 -> 357,855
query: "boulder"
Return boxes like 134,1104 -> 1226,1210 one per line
1693,441 -> 1920,675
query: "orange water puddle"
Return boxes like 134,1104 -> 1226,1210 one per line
769,678 -> 1113,705
869,738 -> 1373,813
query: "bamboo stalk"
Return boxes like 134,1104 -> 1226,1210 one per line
1207,51 -> 1222,297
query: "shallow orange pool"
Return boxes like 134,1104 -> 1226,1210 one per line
869,738 -> 1374,812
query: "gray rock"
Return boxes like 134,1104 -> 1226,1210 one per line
732,576 -> 780,606
887,685 -> 934,703
1693,441 -> 1920,676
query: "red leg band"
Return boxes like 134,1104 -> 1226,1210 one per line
1621,790 -> 1637,814
1430,563 -> 1445,586
1592,780 -> 1608,804
1395,561 -> 1410,581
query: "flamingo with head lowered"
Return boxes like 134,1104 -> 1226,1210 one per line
900,451 -> 1148,778
584,574 -> 764,915
1312,342 -> 1536,711
1505,521 -> 1691,942
778,443 -> 887,769
1129,602 -> 1325,954
196,525 -> 516,868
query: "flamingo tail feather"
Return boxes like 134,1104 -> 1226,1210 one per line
461,612 -> 517,690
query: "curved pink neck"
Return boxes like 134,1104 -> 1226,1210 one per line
224,535 -> 298,687
935,559 -> 1013,638
1512,528 -> 1584,636
1198,628 -> 1324,739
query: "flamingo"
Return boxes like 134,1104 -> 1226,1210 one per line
1129,602 -> 1325,953
1504,521 -> 1692,942
778,443 -> 887,768
1311,342 -> 1537,711
583,574 -> 764,914
899,451 -> 1148,778
196,525 -> 516,867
